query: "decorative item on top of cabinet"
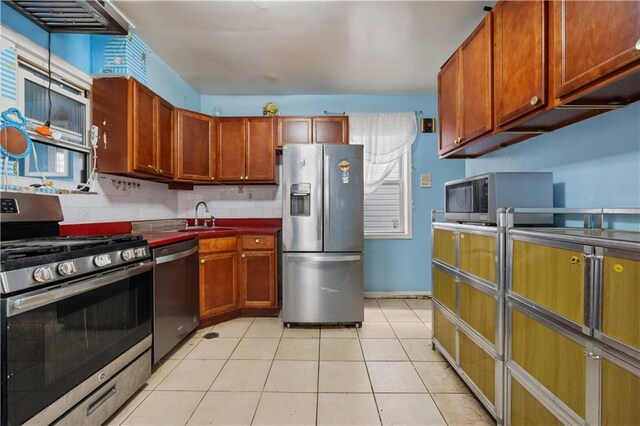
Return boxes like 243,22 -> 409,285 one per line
198,237 -> 238,319
240,235 -> 277,309
92,77 -> 174,179
176,109 -> 216,182
552,0 -> 640,100
277,116 -> 349,147
216,117 -> 276,183
493,0 -> 546,126
438,13 -> 493,156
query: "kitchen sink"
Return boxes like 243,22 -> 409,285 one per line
179,226 -> 235,232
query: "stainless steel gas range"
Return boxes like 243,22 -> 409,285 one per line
0,192 -> 153,425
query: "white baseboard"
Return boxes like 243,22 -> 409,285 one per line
364,291 -> 432,299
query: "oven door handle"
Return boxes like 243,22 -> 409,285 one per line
6,261 -> 154,317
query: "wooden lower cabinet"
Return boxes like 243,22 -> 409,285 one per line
601,354 -> 640,425
509,377 -> 562,426
510,306 -> 586,419
511,239 -> 585,324
199,238 -> 239,318
459,232 -> 496,284
240,235 -> 277,308
459,331 -> 495,403
433,228 -> 456,267
433,267 -> 456,313
433,306 -> 456,360
459,282 -> 496,344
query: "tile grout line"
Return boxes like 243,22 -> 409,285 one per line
362,298 -> 384,425
250,319 -> 284,425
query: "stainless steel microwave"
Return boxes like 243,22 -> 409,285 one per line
444,172 -> 554,224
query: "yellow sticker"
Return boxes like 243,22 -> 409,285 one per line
613,264 -> 624,273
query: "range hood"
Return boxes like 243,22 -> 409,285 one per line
5,0 -> 130,35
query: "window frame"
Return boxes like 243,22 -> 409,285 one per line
364,149 -> 413,240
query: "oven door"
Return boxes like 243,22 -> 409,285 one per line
1,262 -> 153,426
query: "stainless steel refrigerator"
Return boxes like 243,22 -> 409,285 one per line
282,144 -> 364,326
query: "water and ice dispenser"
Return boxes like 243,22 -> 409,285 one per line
290,183 -> 311,216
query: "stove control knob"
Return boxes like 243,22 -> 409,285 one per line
94,254 -> 112,268
57,261 -> 76,276
134,248 -> 146,258
33,267 -> 54,283
121,249 -> 135,261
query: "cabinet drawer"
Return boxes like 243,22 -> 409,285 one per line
512,240 -> 584,324
509,376 -> 562,426
601,254 -> 639,351
241,235 -> 275,251
199,237 -> 237,253
433,229 -> 456,266
434,305 -> 456,360
601,355 -> 640,426
433,267 -> 456,313
459,331 -> 495,404
459,232 -> 496,284
459,282 -> 496,344
511,306 -> 586,418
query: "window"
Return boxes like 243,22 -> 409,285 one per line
364,150 -> 412,238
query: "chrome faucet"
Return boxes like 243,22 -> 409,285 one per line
194,201 -> 210,227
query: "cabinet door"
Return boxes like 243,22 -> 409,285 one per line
132,82 -> 157,175
459,282 -> 496,344
494,0 -> 546,126
601,354 -> 640,426
460,14 -> 493,143
176,110 -> 215,182
433,267 -> 456,313
199,251 -> 238,318
459,331 -> 495,403
313,117 -> 349,144
510,377 -> 563,426
433,229 -> 456,266
277,117 -> 312,146
437,53 -> 461,155
241,250 -> 276,308
601,252 -> 639,351
553,0 -> 640,98
434,305 -> 456,360
459,232 -> 496,284
246,117 -> 276,182
216,118 -> 246,182
157,98 -> 174,178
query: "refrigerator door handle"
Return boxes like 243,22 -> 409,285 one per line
324,154 -> 330,242
286,254 -> 362,262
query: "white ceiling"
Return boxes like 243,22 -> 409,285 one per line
113,1 -> 492,95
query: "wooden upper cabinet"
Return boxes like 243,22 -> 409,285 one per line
277,116 -> 349,146
93,77 -> 174,179
494,0 -> 546,126
553,0 -> 640,99
216,117 -> 276,183
438,14 -> 492,155
313,116 -> 349,144
438,53 -> 461,155
176,109 -> 215,182
460,13 -> 493,143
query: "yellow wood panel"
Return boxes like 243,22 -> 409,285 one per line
459,332 -> 495,403
459,282 -> 496,344
601,358 -> 640,426
199,237 -> 237,253
602,255 -> 640,351
433,229 -> 456,266
512,240 -> 584,324
510,377 -> 562,426
511,308 -> 586,418
459,232 -> 496,284
434,306 -> 456,360
433,268 -> 456,313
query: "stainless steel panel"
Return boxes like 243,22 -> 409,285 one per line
282,144 -> 324,252
152,239 -> 199,364
0,191 -> 63,222
283,252 -> 363,324
323,145 -> 364,252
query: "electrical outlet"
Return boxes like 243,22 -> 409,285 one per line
237,185 -> 244,194
420,173 -> 432,188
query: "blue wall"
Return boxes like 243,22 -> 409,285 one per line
467,103 -> 640,231
1,3 -> 199,110
201,95 -> 466,292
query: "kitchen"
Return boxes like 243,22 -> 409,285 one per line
0,1 -> 638,425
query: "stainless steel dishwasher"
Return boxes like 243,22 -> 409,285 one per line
152,239 -> 199,364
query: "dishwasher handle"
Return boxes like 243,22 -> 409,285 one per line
155,246 -> 198,265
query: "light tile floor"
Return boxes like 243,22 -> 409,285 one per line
106,299 -> 495,426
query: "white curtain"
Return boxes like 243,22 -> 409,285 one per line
349,112 -> 417,195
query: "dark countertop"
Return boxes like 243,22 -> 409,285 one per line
143,226 -> 281,248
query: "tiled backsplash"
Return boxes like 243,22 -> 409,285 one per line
59,164 -> 283,223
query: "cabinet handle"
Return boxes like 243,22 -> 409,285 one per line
240,176 -> 245,180
158,169 -> 165,174
636,38 -> 640,50
241,254 -> 246,258
570,256 -> 581,265
210,177 -> 215,181
255,238 -> 260,243
530,96 -> 539,105
200,258 -> 205,264
245,176 -> 249,180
